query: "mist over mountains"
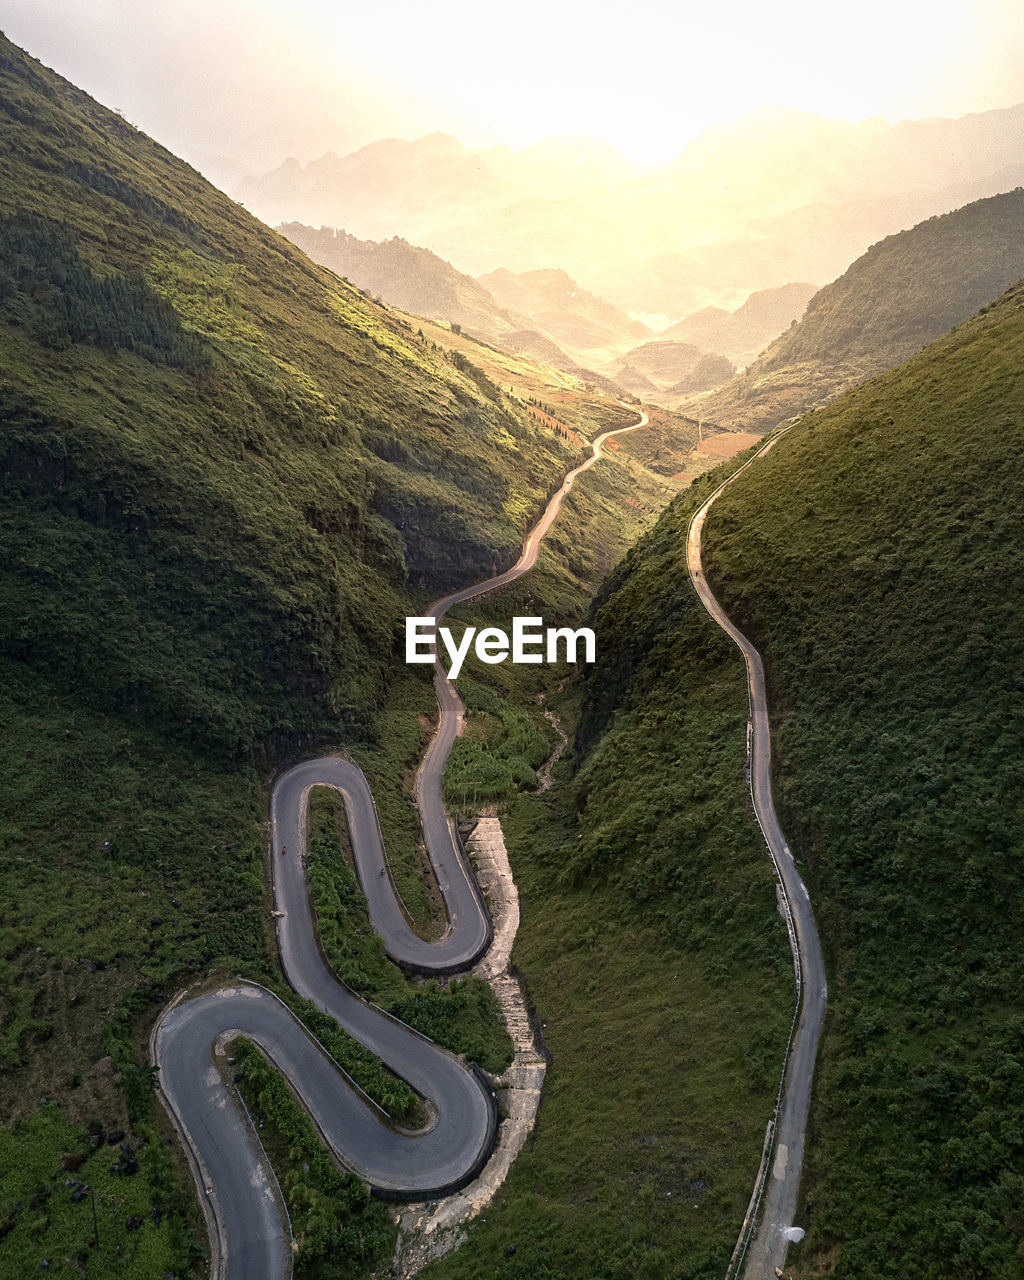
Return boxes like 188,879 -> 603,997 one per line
277,220 -> 815,393
277,223 -> 647,385
238,104 -> 1024,319
682,187 -> 1024,430
5,17 -> 1024,1280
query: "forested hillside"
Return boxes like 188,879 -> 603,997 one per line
278,222 -> 516,344
572,273 -> 1024,1278
691,188 -> 1024,431
697,280 -> 1024,1275
0,30 -> 587,756
0,30 -> 597,1275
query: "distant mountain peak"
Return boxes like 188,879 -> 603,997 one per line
687,186 -> 1024,430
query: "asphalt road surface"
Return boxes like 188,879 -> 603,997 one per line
152,406 -> 648,1279
686,430 -> 827,1280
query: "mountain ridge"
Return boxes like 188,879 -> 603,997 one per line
237,103 -> 1024,316
697,274 -> 1024,1277
682,186 -> 1024,430
574,264 -> 1024,1276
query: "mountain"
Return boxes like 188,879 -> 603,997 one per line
496,327 -> 579,369
697,278 -> 1024,1277
271,225 -> 649,386
685,187 -> 1024,430
0,30 -> 611,1269
0,36 -> 604,753
237,106 -> 1024,318
272,228 -> 647,380
652,103 -> 1024,218
660,282 -> 818,362
613,340 -> 705,390
478,266 -> 650,359
590,164 -> 1024,317
479,132 -> 637,196
277,222 -> 516,342
237,133 -> 634,244
581,269 -> 1024,1274
235,132 -> 511,238
666,353 -> 735,396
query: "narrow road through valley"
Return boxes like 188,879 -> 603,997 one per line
686,430 -> 827,1280
152,405 -> 649,1280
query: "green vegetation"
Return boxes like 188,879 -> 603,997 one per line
392,308 -> 654,445
0,213 -> 209,370
615,406 -> 709,484
0,29 -> 643,1274
288,996 -> 423,1126
232,1039 -> 396,1279
0,1104 -> 195,1277
700,280 -> 1024,1275
0,26 -> 777,1280
0,29 -> 581,764
305,787 -> 513,1074
0,654 -> 264,1076
258,424 -> 684,1263
420,457 -> 792,1280
444,677 -> 550,807
699,188 -> 1024,432
435,418 -> 681,812
425,396 -> 681,814
279,222 -> 514,346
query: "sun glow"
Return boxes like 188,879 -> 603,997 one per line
1,0 -> 1023,179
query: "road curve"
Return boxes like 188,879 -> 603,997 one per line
415,404 -> 650,878
153,404 -> 649,1280
686,431 -> 827,1280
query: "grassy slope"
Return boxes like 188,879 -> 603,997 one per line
0,29 -> 582,754
690,188 -> 1024,432
231,1036 -> 396,1279
700,282 -> 1024,1275
278,222 -> 514,343
418,455 -> 792,1280
0,29 -> 652,1275
305,786 -> 513,1075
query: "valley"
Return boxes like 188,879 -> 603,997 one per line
154,402 -> 656,1279
1,16 -> 1024,1280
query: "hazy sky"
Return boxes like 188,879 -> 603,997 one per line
3,0 -> 1024,187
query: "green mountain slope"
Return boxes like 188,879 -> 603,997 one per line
570,274 -> 1024,1277
0,31 -> 627,1274
0,31 -> 579,755
694,282 -> 1024,1274
277,221 -> 518,344
688,187 -> 1024,430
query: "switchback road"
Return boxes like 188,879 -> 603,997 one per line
686,430 -> 827,1280
152,405 -> 649,1279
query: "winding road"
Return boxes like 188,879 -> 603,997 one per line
152,405 -> 649,1279
686,430 -> 827,1280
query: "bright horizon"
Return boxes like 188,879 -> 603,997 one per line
2,0 -> 1024,188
